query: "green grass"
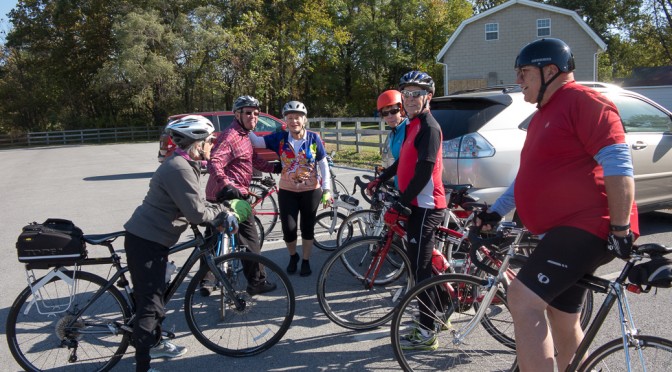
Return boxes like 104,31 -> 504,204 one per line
326,145 -> 381,169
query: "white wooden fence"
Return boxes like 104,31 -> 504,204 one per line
0,118 -> 391,152
308,117 -> 387,153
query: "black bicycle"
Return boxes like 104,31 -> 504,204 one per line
7,224 -> 295,371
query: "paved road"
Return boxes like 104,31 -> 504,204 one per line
1,142 -> 671,371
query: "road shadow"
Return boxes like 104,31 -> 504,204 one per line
83,172 -> 154,181
639,210 -> 672,236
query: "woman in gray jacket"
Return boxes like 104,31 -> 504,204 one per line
123,115 -> 237,372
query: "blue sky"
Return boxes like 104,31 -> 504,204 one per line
0,0 -> 17,42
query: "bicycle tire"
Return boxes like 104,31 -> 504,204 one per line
336,209 -> 386,247
6,270 -> 132,372
578,335 -> 672,371
332,178 -> 350,196
391,273 -> 516,371
313,210 -> 348,251
317,236 -> 413,330
185,251 -> 295,357
248,183 -> 279,237
254,215 -> 265,249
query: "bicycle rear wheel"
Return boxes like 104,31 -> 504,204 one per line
578,335 -> 672,371
249,183 -> 279,237
6,270 -> 131,372
185,252 -> 295,357
313,210 -> 347,251
317,236 -> 413,330
391,273 -> 516,371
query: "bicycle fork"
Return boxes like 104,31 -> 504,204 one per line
205,254 -> 246,312
362,235 -> 394,290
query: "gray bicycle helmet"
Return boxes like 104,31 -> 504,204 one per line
399,70 -> 435,94
166,115 -> 214,148
233,95 -> 260,112
282,100 -> 308,116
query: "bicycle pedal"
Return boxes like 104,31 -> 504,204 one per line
162,330 -> 175,339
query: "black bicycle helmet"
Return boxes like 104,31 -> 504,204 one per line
166,115 -> 215,148
399,70 -> 435,94
514,38 -> 575,108
514,38 -> 575,72
282,100 -> 308,116
233,95 -> 260,112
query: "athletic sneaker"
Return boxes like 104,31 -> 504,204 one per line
400,327 -> 438,351
246,280 -> 277,296
149,340 -> 188,359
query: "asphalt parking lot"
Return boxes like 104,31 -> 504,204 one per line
2,142 -> 672,371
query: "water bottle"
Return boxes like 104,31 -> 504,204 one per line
431,248 -> 450,273
165,261 -> 177,283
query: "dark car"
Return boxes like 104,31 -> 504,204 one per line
158,111 -> 287,163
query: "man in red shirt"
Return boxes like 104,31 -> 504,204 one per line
478,38 -> 638,371
368,71 -> 447,350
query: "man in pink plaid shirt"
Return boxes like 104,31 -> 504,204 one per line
202,95 -> 280,296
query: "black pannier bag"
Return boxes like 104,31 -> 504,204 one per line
16,218 -> 86,265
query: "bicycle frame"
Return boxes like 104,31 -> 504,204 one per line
566,258 -> 642,371
448,224 -> 527,346
56,226 -> 245,340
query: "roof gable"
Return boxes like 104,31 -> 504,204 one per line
436,0 -> 606,62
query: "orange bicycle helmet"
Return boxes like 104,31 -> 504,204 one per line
377,90 -> 403,111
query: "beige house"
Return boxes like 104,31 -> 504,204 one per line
436,0 -> 606,95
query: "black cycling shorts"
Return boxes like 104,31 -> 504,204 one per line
515,226 -> 614,313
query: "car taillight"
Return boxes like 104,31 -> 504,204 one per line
442,133 -> 495,159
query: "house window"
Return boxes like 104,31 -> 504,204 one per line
485,23 -> 499,41
537,19 -> 551,37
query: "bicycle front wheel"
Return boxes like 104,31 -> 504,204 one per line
313,210 -> 348,251
391,273 -> 516,372
317,236 -> 413,330
185,252 -> 295,357
6,270 -> 131,372
578,335 -> 672,371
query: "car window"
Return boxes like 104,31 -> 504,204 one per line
257,116 -> 284,133
217,115 -> 234,132
608,94 -> 672,133
431,98 -> 509,140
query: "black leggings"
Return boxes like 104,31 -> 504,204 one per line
278,188 -> 322,242
405,206 -> 446,331
125,232 -> 168,372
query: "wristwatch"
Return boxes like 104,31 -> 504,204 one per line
609,223 -> 630,232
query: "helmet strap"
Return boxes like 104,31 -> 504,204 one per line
536,67 -> 561,109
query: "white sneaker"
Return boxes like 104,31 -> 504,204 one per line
149,340 -> 188,359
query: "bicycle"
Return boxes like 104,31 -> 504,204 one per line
388,223 -> 634,372
249,175 -> 280,238
316,186 -> 487,331
7,224 -> 295,371
311,153 -> 360,251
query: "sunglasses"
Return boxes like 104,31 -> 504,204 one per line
400,90 -> 429,98
381,108 -> 401,117
242,111 -> 259,117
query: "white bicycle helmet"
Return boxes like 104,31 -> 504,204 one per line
166,115 -> 214,148
282,100 -> 308,116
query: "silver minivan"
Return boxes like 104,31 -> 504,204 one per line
432,82 -> 672,214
